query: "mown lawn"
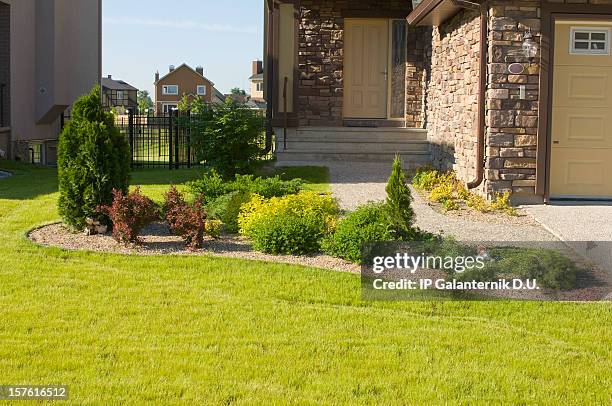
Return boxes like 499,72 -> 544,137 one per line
0,162 -> 610,404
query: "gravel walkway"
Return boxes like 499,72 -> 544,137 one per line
327,162 -> 557,242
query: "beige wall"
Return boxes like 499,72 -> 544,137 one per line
4,0 -> 101,152
250,79 -> 264,101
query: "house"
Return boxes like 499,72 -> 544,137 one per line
0,0 -> 101,165
101,75 -> 138,113
154,64 -> 223,114
264,0 -> 612,203
247,60 -> 267,113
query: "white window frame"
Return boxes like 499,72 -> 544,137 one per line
570,27 -> 611,55
116,90 -> 125,100
256,82 -> 264,92
197,85 -> 207,96
162,85 -> 179,95
162,104 -> 178,114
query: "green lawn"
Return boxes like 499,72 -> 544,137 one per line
0,162 -> 610,404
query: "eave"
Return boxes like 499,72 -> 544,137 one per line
407,0 -> 477,26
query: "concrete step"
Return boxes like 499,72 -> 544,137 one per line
293,127 -> 427,142
275,151 -> 431,166
282,141 -> 429,153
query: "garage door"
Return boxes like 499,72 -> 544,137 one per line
551,21 -> 612,199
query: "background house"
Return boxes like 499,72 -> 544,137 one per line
247,60 -> 266,113
154,64 -> 222,114
101,75 -> 138,114
0,0 -> 101,165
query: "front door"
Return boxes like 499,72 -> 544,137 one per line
550,21 -> 612,198
344,19 -> 389,119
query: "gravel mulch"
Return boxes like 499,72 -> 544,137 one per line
28,222 -> 360,274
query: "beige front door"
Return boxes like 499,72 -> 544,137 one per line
551,21 -> 612,198
344,19 -> 389,119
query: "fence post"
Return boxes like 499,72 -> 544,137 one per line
174,109 -> 180,169
168,110 -> 174,170
186,110 -> 191,168
128,108 -> 134,169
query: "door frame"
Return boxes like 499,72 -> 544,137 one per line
540,3 -> 612,202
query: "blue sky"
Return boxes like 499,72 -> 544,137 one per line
102,0 -> 264,95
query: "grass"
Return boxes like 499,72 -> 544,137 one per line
0,162 -> 610,404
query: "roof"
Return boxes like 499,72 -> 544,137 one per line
249,73 -> 264,81
101,77 -> 138,91
246,99 -> 267,110
212,87 -> 226,102
155,63 -> 215,86
407,0 -> 473,26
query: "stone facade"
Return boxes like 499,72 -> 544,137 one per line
405,26 -> 430,128
0,1 -> 10,129
424,9 -> 481,184
297,0 -> 412,126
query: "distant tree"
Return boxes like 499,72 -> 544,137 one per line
137,90 -> 153,113
230,87 -> 247,96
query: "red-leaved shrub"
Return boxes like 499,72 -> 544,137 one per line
97,188 -> 159,244
163,186 -> 208,250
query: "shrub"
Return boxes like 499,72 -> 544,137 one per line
58,86 -> 131,230
188,98 -> 265,177
207,191 -> 253,234
204,220 -> 223,239
97,188 -> 158,244
385,156 -> 417,240
239,192 -> 339,255
412,166 -> 440,190
322,203 -> 394,263
163,186 -> 208,250
187,171 -> 303,203
490,192 -> 517,216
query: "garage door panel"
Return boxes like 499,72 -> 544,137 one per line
552,21 -> 612,198
550,149 -> 612,197
553,67 -> 612,107
551,106 -> 612,146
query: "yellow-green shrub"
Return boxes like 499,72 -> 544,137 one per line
490,192 -> 517,216
238,192 -> 339,254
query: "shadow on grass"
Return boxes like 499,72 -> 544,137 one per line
0,161 -> 58,200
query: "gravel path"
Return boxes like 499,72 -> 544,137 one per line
327,162 -> 557,242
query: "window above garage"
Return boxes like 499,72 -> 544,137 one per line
570,27 -> 611,55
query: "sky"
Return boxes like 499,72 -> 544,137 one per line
102,0 -> 264,95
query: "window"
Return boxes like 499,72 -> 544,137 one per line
29,143 -> 42,164
570,27 -> 610,55
162,85 -> 179,95
116,90 -> 125,100
256,82 -> 264,92
197,85 -> 207,96
162,104 -> 178,114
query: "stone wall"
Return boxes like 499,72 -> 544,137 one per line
424,9 -> 481,184
484,1 -> 541,197
405,26 -> 431,128
297,0 -> 412,126
0,2 -> 10,129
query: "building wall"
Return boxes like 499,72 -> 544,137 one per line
405,26 -> 430,128
424,9 -> 481,184
155,65 -> 213,113
0,1 -> 9,131
4,0 -> 101,160
250,79 -> 264,101
297,0 -> 412,126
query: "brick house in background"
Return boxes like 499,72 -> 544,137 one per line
0,0 -> 101,165
154,64 -> 222,114
264,0 -> 612,203
247,60 -> 267,112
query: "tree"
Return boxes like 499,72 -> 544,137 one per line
230,87 -> 247,96
57,86 -> 131,230
137,90 -> 153,113
385,155 -> 416,240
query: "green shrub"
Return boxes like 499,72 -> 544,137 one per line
322,203 -> 394,263
186,169 -> 230,203
385,156 -> 417,240
412,166 -> 440,190
238,192 -> 339,255
57,86 -> 130,230
207,191 -> 253,234
188,171 -> 303,203
187,98 -> 265,177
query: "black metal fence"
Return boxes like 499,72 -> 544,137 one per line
114,110 -> 273,169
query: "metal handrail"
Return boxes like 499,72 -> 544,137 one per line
283,76 -> 288,151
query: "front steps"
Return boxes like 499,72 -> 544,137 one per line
275,127 -> 430,168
